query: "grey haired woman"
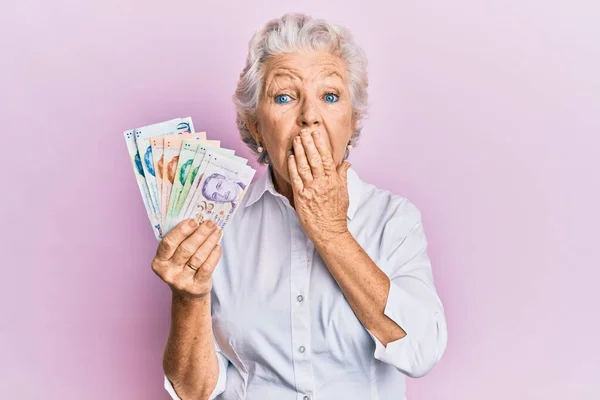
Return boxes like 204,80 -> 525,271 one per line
152,12 -> 447,400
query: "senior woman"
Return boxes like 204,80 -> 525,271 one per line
153,13 -> 447,400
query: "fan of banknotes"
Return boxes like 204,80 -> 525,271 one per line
124,117 -> 256,240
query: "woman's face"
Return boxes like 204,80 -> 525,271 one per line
248,51 -> 355,185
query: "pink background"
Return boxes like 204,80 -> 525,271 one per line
1,0 -> 599,399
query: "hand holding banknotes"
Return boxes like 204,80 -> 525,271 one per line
151,218 -> 222,300
288,129 -> 352,245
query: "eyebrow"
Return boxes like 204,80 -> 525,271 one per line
270,71 -> 299,82
264,68 -> 345,96
318,70 -> 345,81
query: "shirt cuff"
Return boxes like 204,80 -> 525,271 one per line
163,352 -> 229,400
366,280 -> 444,377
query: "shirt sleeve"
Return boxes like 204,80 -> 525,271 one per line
366,199 -> 448,378
163,335 -> 229,400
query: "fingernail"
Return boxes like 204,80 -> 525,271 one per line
188,219 -> 198,228
312,131 -> 319,137
206,220 -> 215,228
295,136 -> 301,142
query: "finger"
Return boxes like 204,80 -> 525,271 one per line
171,220 -> 217,266
183,226 -> 222,278
312,131 -> 336,175
300,130 -> 324,178
337,161 -> 352,183
156,218 -> 199,261
193,243 -> 222,282
292,135 -> 313,184
287,152 -> 304,192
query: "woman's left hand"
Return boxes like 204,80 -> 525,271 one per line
288,129 -> 352,244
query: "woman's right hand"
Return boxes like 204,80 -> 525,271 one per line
151,218 -> 223,300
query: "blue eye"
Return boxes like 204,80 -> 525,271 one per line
275,94 -> 292,104
324,93 -> 339,103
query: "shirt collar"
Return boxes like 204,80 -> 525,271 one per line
244,164 -> 363,220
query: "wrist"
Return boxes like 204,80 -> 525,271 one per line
172,290 -> 211,307
313,228 -> 352,249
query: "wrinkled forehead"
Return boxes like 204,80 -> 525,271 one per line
262,51 -> 348,87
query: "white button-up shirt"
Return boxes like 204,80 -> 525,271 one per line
164,166 -> 448,400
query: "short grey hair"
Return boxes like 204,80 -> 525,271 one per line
233,12 -> 369,164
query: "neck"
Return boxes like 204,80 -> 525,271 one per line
270,165 -> 295,209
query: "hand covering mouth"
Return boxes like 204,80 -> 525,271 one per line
289,129 -> 322,156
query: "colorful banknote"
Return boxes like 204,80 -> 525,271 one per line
163,139 -> 224,231
165,143 -> 248,232
160,134 -> 210,227
123,129 -> 162,239
212,165 -> 256,229
134,117 -> 195,230
150,136 -> 165,210
169,146 -> 247,227
167,141 -> 203,222
181,152 -> 255,229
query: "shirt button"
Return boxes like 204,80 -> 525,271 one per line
303,396 -> 310,400
296,295 -> 304,302
299,346 -> 305,353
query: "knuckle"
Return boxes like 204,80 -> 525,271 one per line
161,237 -> 175,252
201,261 -> 213,274
190,252 -> 207,266
179,243 -> 197,257
151,259 -> 162,275
299,191 -> 311,200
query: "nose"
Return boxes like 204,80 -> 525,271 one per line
296,97 -> 322,129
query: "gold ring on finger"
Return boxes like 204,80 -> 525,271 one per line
186,263 -> 199,272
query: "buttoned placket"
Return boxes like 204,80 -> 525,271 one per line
289,209 -> 316,400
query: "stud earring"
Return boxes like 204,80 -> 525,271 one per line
347,142 -> 353,150
257,141 -> 264,153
